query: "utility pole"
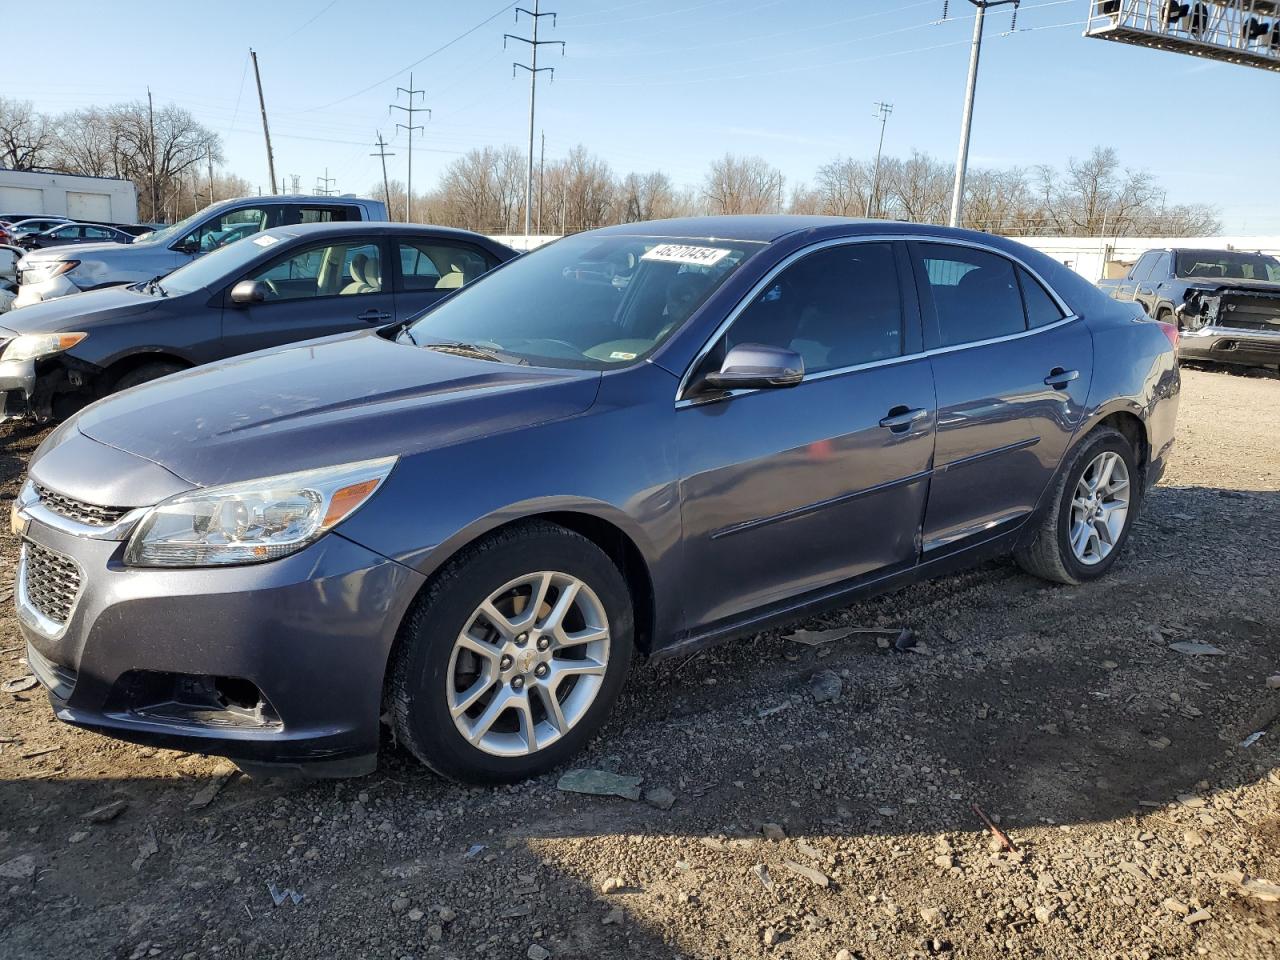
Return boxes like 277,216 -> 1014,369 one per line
146,87 -> 158,221
506,2 -> 565,239
250,49 -> 278,195
371,132 -> 396,219
868,101 -> 893,219
206,145 -> 215,205
315,168 -> 336,196
946,0 -> 1019,228
291,174 -> 302,194
537,130 -> 546,235
390,74 -> 428,222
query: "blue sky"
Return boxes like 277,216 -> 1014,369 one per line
13,0 -> 1273,232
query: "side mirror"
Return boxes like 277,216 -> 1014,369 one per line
702,343 -> 804,391
230,280 -> 269,305
175,239 -> 201,255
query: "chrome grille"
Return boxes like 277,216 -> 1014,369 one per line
34,482 -> 129,527
21,541 -> 82,626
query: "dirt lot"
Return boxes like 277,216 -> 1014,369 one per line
0,366 -> 1277,960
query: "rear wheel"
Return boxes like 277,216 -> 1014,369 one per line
113,360 -> 185,393
389,521 -> 634,783
1014,427 -> 1139,585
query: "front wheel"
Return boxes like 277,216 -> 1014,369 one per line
388,521 -> 634,783
1014,427 -> 1139,585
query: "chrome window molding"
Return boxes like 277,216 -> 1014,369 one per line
675,232 -> 1077,407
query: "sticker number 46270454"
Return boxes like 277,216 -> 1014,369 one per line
640,243 -> 731,267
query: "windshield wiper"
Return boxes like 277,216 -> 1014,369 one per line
419,340 -> 528,365
139,275 -> 167,297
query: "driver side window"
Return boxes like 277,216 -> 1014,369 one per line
182,207 -> 270,253
248,241 -> 383,302
715,242 -> 904,377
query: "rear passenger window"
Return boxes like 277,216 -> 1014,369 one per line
297,206 -> 360,223
723,242 -> 903,375
398,241 -> 493,292
915,244 -> 1025,348
1018,267 -> 1065,328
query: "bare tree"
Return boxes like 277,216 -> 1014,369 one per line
811,157 -> 872,217
0,97 -> 54,170
703,154 -> 784,215
887,151 -> 951,225
620,171 -> 684,222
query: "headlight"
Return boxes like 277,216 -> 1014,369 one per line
19,259 -> 79,284
125,457 -> 397,567
2,332 -> 88,362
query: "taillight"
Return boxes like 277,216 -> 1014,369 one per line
1157,320 -> 1179,350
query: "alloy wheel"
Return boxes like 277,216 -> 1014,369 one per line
446,571 -> 610,757
1069,451 -> 1130,566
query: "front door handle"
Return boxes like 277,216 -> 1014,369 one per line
1044,368 -> 1080,388
358,309 -> 392,323
879,406 -> 928,433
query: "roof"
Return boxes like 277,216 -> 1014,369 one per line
262,221 -> 504,242
589,214 -> 1008,245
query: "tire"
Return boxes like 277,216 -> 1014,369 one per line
389,521 -> 634,784
113,360 -> 185,393
1014,426 -> 1140,585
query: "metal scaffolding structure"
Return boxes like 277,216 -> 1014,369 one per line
1086,0 -> 1280,72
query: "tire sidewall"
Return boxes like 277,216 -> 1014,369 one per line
396,528 -> 634,783
1054,431 -> 1139,582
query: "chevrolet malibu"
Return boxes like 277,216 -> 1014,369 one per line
12,216 -> 1180,783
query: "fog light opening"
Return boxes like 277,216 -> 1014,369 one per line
215,676 -> 263,711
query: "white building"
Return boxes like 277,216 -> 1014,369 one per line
0,169 -> 138,224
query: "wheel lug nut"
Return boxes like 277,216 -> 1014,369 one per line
515,633 -> 528,646
534,663 -> 549,679
511,676 -> 524,690
536,636 -> 550,651
499,654 -> 513,670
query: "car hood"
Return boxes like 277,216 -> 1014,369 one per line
19,240 -> 136,263
73,331 -> 603,488
0,286 -> 160,335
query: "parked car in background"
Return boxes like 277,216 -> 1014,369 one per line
18,222 -> 134,250
1,217 -> 71,245
1097,247 -> 1280,369
10,216 -> 1180,782
0,222 -> 513,420
12,195 -> 388,307
0,244 -> 22,285
114,223 -> 164,239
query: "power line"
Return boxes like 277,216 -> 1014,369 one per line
506,1 -> 565,238
280,0 -> 340,43
306,2 -> 516,112
390,74 -> 429,222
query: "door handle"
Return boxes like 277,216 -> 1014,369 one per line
879,406 -> 928,432
358,309 -> 392,323
1044,368 -> 1080,388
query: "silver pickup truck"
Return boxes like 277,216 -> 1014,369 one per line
13,195 -> 388,307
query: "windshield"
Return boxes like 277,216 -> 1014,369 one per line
402,234 -> 764,369
1176,250 -> 1280,282
149,232 -> 287,296
132,206 -> 216,248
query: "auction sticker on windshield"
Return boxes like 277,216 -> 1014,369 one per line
641,244 -> 731,267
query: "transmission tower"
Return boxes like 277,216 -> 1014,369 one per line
506,2 -> 565,238
314,168 -> 336,196
390,73 -> 429,222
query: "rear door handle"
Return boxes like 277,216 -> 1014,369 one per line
358,309 -> 392,323
1044,368 -> 1080,388
879,406 -> 928,432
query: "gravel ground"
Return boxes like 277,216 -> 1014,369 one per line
0,365 -> 1277,960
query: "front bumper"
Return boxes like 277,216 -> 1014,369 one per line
0,356 -> 36,420
14,507 -> 425,774
1179,324 -> 1280,366
13,273 -> 81,308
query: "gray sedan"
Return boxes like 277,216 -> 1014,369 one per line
13,216 -> 1180,783
0,222 -> 515,421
